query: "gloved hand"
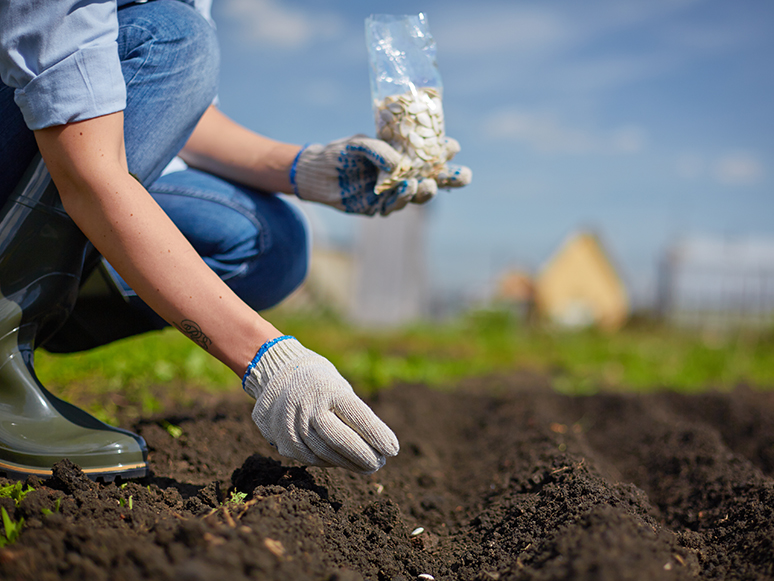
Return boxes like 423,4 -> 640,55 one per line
242,336 -> 400,474
290,135 -> 471,216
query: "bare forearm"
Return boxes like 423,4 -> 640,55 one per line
179,106 -> 301,194
34,112 -> 281,376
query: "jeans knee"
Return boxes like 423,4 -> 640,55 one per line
273,200 -> 311,300
119,0 -> 219,112
168,3 -> 220,109
119,0 -> 219,184
232,198 -> 310,312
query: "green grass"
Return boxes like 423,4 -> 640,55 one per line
276,308 -> 774,395
36,329 -> 235,425
35,307 -> 774,425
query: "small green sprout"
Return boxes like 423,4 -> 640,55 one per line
161,420 -> 183,439
0,482 -> 34,505
224,491 -> 247,505
41,497 -> 61,517
118,495 -> 133,510
0,507 -> 24,548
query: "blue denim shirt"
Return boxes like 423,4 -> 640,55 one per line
0,0 -> 212,131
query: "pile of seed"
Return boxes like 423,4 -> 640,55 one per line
374,87 -> 452,193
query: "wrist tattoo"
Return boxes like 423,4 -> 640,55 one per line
175,319 -> 212,351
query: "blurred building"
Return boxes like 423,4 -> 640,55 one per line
350,204 -> 428,327
658,237 -> 774,328
281,204 -> 428,327
534,231 -> 629,330
277,243 -> 353,315
493,269 -> 535,321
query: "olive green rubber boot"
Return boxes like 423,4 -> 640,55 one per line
0,155 -> 148,481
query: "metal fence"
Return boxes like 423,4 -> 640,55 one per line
658,239 -> 774,329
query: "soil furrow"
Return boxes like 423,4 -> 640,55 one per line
0,378 -> 772,580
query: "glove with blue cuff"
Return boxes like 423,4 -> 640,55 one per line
243,336 -> 399,474
290,135 -> 470,216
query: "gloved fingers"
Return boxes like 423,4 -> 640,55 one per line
279,436 -> 336,468
312,410 -> 387,474
331,392 -> 400,458
374,169 -> 394,196
252,401 -> 334,468
303,422 -> 378,474
436,164 -> 472,189
345,135 -> 403,174
379,178 -> 417,216
443,136 -> 461,160
411,178 -> 438,204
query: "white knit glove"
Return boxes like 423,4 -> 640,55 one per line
242,336 -> 400,474
289,135 -> 466,216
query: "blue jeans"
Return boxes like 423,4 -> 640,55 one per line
0,0 -> 309,350
107,168 -> 310,324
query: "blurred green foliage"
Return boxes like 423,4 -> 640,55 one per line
279,308 -> 774,395
36,330 -> 235,425
35,307 -> 774,425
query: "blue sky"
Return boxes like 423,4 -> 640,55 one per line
211,0 -> 774,307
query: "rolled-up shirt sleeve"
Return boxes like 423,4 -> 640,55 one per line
0,0 -> 126,130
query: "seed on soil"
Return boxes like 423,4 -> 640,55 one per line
264,538 -> 285,558
202,532 -> 225,546
418,575 -> 436,581
410,527 -> 425,536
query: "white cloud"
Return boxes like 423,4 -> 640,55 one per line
219,0 -> 342,48
433,0 -> 704,58
433,0 -> 759,99
304,79 -> 345,108
432,7 -> 571,56
610,125 -> 647,154
713,152 -> 765,186
674,151 -> 766,185
675,152 -> 704,180
484,110 -> 593,154
483,108 -> 646,155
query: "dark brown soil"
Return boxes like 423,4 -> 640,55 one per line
1,373 -> 773,580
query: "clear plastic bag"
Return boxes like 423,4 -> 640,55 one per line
366,14 -> 451,193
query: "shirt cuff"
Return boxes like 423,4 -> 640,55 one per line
15,43 -> 126,130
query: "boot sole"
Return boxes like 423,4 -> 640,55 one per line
0,458 -> 149,482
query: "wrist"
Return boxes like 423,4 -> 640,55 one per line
242,335 -> 292,387
242,335 -> 306,391
226,313 -> 284,379
254,142 -> 303,195
289,144 -> 311,199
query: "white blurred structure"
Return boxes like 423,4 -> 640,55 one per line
658,237 -> 774,328
351,205 -> 428,327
